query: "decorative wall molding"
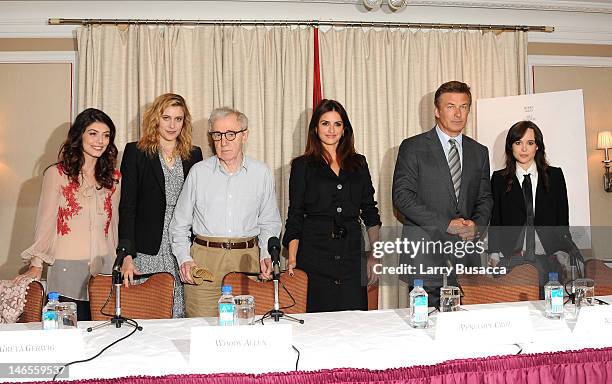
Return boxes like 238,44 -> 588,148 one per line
527,55 -> 612,93
403,1 -> 612,14
1,1 -> 612,44
0,51 -> 77,118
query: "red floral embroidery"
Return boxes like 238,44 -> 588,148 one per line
103,186 -> 115,237
56,178 -> 82,236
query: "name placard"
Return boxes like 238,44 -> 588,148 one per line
573,305 -> 612,342
0,329 -> 84,363
435,306 -> 534,345
189,324 -> 294,373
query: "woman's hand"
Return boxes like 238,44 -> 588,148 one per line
121,255 -> 140,287
13,265 -> 42,284
366,252 -> 379,286
287,258 -> 296,276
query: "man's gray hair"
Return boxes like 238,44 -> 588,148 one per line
208,107 -> 248,131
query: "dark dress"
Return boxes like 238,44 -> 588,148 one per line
282,155 -> 381,313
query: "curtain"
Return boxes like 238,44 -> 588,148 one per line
77,24 -> 313,222
77,25 -> 527,308
319,28 -> 527,308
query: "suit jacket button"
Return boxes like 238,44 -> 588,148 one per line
334,279 -> 341,285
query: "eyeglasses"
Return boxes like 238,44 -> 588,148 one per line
208,129 -> 247,142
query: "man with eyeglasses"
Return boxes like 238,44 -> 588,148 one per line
392,81 -> 493,307
170,106 -> 281,317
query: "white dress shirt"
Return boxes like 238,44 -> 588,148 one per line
169,155 -> 282,266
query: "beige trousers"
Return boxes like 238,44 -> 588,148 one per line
184,236 -> 260,317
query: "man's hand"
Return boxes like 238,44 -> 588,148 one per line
260,258 -> 272,280
447,218 -> 478,240
120,255 -> 141,288
180,260 -> 196,284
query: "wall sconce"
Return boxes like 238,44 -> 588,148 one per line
597,130 -> 612,192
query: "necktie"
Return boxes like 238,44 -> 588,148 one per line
522,173 -> 536,259
448,139 -> 461,201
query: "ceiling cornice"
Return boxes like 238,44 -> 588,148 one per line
293,0 -> 612,14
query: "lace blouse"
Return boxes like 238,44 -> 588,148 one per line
21,164 -> 121,300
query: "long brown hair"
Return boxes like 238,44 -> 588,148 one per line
137,93 -> 194,160
55,108 -> 119,189
302,99 -> 364,172
501,120 -> 549,192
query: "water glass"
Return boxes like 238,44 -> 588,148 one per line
234,295 -> 255,325
55,302 -> 78,328
574,278 -> 595,312
439,286 -> 461,312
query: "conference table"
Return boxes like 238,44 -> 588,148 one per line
2,298 -> 612,383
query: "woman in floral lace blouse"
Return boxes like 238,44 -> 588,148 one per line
14,108 -> 121,320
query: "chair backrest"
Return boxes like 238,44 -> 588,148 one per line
88,273 -> 175,321
584,259 -> 612,296
17,280 -> 45,323
222,270 -> 307,315
458,263 -> 540,305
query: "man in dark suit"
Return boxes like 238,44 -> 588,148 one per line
392,81 -> 493,306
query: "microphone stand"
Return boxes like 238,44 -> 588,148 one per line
261,269 -> 304,324
562,233 -> 584,306
87,267 -> 142,332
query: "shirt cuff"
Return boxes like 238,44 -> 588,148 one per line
29,256 -> 44,268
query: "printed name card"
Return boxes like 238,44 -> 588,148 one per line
0,329 -> 84,363
573,305 -> 612,342
189,324 -> 294,373
435,306 -> 534,345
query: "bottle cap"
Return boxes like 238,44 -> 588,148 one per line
413,279 -> 423,287
48,291 -> 60,301
548,272 -> 558,281
221,285 -> 232,294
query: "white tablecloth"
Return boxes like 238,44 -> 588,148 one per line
2,298 -> 612,380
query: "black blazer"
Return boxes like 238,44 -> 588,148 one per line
489,166 -> 570,256
118,142 -> 203,256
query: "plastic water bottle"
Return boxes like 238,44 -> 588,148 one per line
42,292 -> 60,330
545,272 -> 564,319
409,279 -> 429,328
218,285 -> 236,326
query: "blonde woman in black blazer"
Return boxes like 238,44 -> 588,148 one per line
489,120 -> 570,292
118,93 -> 203,317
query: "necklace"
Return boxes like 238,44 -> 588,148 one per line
160,147 -> 175,163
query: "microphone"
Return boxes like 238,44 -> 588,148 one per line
561,233 -> 585,264
268,236 -> 281,280
113,240 -> 131,273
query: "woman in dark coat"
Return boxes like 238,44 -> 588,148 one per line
283,99 -> 381,313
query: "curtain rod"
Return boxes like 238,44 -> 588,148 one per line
48,18 -> 553,32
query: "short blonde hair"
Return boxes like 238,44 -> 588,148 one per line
138,93 -> 194,160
